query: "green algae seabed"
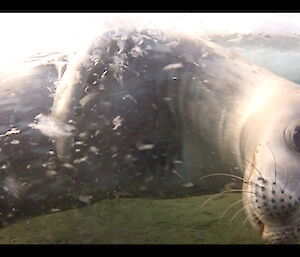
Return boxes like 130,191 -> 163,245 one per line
0,193 -> 264,244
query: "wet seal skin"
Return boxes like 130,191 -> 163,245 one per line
1,28 -> 300,244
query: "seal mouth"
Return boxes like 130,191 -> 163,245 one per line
243,159 -> 300,244
261,223 -> 300,244
244,184 -> 300,244
243,175 -> 300,244
250,210 -> 300,244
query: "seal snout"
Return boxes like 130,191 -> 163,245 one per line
245,175 -> 300,243
251,177 -> 299,222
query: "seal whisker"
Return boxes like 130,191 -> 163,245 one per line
241,213 -> 251,227
219,199 -> 255,227
267,142 -> 277,185
229,206 -> 246,225
239,200 -> 264,228
254,213 -> 265,226
196,173 -> 245,183
201,189 -> 258,207
283,168 -> 289,194
243,158 -> 265,181
201,189 -> 242,207
220,198 -> 244,219
196,172 -> 263,189
243,213 -> 265,237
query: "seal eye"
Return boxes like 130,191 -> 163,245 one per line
292,126 -> 300,152
285,124 -> 300,153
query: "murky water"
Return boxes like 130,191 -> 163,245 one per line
0,193 -> 263,244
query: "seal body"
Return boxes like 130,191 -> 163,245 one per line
1,28 -> 300,243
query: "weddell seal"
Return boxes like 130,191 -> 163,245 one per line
1,27 -> 300,244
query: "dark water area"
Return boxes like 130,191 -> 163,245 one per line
0,193 -> 263,244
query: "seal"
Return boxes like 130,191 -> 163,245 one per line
1,27 -> 300,244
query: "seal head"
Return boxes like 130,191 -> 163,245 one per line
242,92 -> 300,244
